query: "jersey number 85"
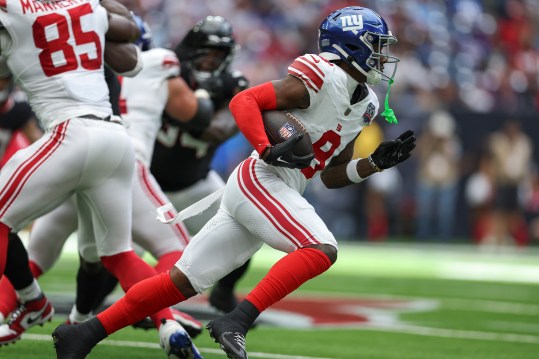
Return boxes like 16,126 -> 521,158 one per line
32,4 -> 102,77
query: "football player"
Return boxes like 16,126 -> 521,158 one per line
0,1 -> 200,356
151,15 -> 250,314
52,7 -> 416,359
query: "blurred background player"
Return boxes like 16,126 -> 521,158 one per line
0,2 -> 202,356
52,6 -> 416,359
150,15 -> 250,313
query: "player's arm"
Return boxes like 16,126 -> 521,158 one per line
229,74 -> 309,157
320,136 -> 377,189
197,73 -> 246,145
101,0 -> 141,76
102,0 -> 139,42
165,77 -> 214,129
321,130 -> 417,189
197,108 -> 238,145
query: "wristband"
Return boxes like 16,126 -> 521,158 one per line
346,158 -> 365,183
368,155 -> 382,172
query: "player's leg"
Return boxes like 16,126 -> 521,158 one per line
0,197 -> 77,322
53,208 -> 261,358
166,169 -> 252,313
131,161 -> 188,273
54,122 -> 196,357
0,122 -> 81,344
130,161 -> 202,336
28,196 -> 78,276
0,233 -> 54,345
206,158 -> 337,359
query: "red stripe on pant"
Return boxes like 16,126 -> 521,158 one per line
238,158 -> 317,248
0,121 -> 69,218
137,162 -> 190,245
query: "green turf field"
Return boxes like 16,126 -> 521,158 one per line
2,241 -> 538,359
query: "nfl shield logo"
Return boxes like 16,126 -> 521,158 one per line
279,122 -> 296,140
361,103 -> 376,125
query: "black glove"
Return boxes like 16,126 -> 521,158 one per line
263,133 -> 315,169
369,130 -> 416,170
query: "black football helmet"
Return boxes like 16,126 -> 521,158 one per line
176,16 -> 237,86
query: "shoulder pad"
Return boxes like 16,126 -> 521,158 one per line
287,54 -> 333,93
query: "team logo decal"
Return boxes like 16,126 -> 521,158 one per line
279,122 -> 297,140
361,103 -> 376,125
341,15 -> 363,35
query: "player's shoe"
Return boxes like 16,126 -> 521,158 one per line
171,308 -> 203,338
206,318 -> 247,359
52,322 -> 99,358
133,309 -> 203,339
159,319 -> 203,359
208,285 -> 238,313
0,294 -> 54,345
65,305 -> 93,325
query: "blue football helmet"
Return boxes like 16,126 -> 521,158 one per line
318,6 -> 399,85
132,13 -> 153,51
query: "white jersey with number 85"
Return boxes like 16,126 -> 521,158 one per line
0,0 -> 111,129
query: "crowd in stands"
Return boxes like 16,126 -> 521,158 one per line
124,0 -> 539,245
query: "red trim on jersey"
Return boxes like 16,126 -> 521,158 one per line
0,121 -> 69,218
288,58 -> 324,91
287,69 -> 318,93
0,0 -> 6,11
137,162 -> 190,246
238,158 -> 319,248
300,56 -> 325,78
229,82 -> 277,155
162,57 -> 179,68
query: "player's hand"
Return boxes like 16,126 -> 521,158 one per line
369,130 -> 416,170
263,133 -> 315,169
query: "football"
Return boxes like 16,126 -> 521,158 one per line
262,111 -> 313,157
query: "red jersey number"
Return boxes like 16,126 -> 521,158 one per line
301,130 -> 341,179
32,4 -> 102,77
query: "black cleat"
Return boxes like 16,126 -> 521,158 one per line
52,324 -> 93,359
52,318 -> 106,359
206,320 -> 247,359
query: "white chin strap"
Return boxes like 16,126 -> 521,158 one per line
331,45 -> 381,85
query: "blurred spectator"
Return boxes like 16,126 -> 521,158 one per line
522,169 -> 539,244
415,110 -> 462,241
465,152 -> 496,243
487,119 -> 533,246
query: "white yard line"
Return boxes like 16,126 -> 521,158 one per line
22,334 -> 336,359
356,323 -> 539,344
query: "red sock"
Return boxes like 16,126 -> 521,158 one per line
245,248 -> 332,312
97,271 -> 185,335
28,260 -> 43,278
0,223 -> 9,276
154,251 -> 182,274
0,276 -> 18,317
100,251 -> 178,327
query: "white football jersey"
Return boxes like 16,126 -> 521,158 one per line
121,48 -> 180,165
0,0 -> 111,130
254,53 -> 379,194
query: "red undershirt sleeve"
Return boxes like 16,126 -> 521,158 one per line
229,81 -> 277,155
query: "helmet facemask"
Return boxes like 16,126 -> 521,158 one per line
187,47 -> 235,84
332,31 -> 399,85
